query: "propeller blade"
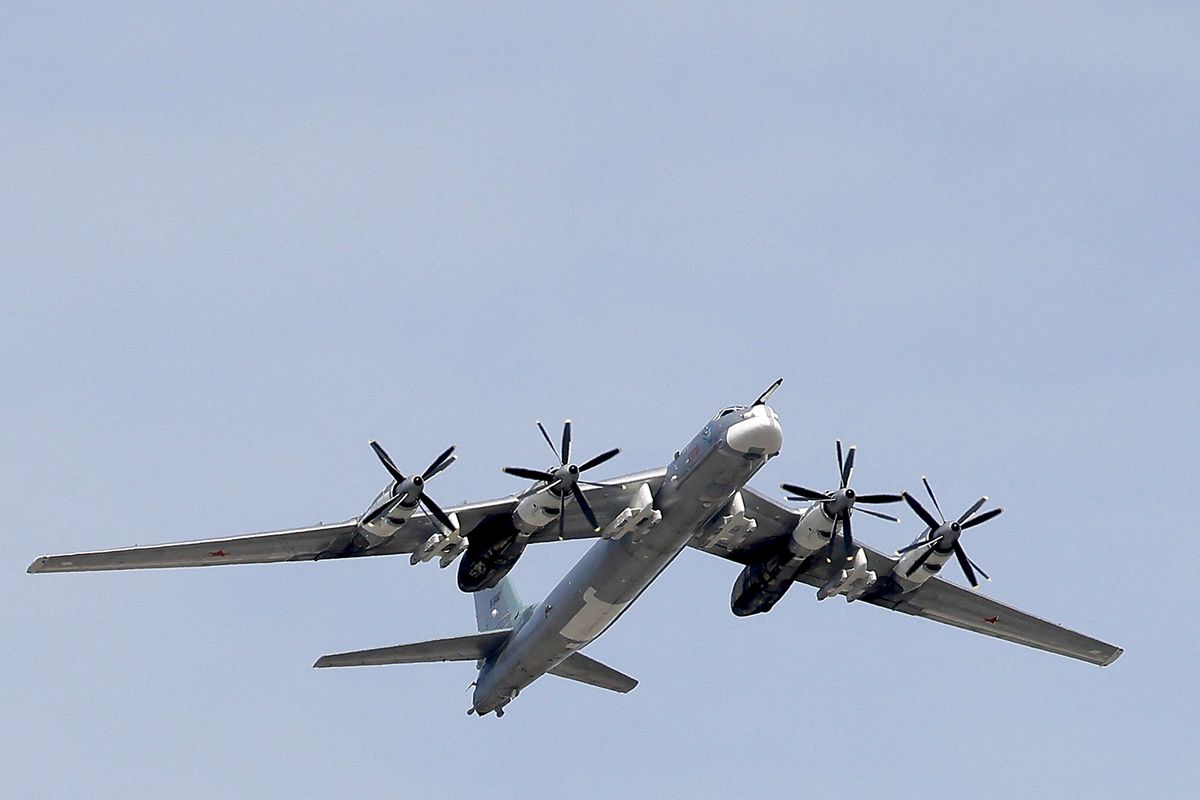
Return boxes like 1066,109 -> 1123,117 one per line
535,420 -> 561,462
841,511 -> 853,558
855,506 -> 900,523
967,555 -> 991,582
578,479 -> 612,488
841,445 -> 856,488
558,493 -> 566,540
561,419 -> 572,465
780,483 -> 832,502
836,440 -> 845,484
419,494 -> 456,532
422,445 -> 457,480
897,535 -> 942,555
903,492 -> 941,531
571,483 -> 600,531
578,447 -> 620,473
753,377 -> 783,406
957,496 -> 989,524
503,466 -> 556,482
369,441 -> 404,483
922,476 -> 944,522
953,542 -> 979,588
361,497 -> 397,526
826,516 -> 839,562
857,493 -> 903,504
961,507 -> 1003,530
905,546 -> 937,577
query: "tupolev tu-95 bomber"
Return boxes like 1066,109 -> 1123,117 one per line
28,380 -> 1121,717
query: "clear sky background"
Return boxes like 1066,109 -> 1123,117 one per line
2,4 -> 1197,798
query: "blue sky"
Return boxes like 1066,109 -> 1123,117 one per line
2,4 -> 1197,797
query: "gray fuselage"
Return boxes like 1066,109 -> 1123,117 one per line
471,403 -> 783,715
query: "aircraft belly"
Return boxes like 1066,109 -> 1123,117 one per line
560,585 -> 624,642
474,445 -> 767,714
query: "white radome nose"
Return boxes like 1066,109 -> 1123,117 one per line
726,406 -> 783,455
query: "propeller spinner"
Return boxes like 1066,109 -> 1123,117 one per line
781,440 -> 903,562
503,420 -> 620,537
898,477 -> 1003,588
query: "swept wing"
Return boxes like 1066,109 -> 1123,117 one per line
690,487 -> 1122,667
27,470 -> 665,574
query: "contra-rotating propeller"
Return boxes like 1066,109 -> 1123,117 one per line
362,441 -> 458,530
780,440 -> 903,562
503,420 -> 621,538
897,476 -> 1003,588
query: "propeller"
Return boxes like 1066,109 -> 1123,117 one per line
503,420 -> 621,538
363,441 -> 458,530
780,440 -> 903,562
899,477 -> 1002,588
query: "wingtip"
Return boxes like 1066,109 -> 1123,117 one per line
1101,647 -> 1125,667
27,558 -> 47,574
313,657 -> 331,669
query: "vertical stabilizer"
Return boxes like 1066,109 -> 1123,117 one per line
475,577 -> 522,632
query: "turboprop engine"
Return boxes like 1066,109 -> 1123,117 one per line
732,441 -> 901,616
502,419 -> 621,538
458,419 -> 621,593
358,441 -> 459,553
781,440 -> 902,561
892,477 -> 1002,591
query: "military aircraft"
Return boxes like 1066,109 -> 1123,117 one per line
28,380 -> 1122,717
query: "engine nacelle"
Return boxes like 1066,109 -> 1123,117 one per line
457,513 -> 531,592
891,540 -> 952,592
358,481 -> 423,546
788,503 -> 836,556
512,486 -> 563,533
730,549 -> 801,616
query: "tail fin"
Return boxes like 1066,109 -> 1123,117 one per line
475,576 -> 522,632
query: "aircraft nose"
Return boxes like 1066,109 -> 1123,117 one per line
725,406 -> 783,456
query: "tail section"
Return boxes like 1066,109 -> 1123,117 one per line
475,576 -> 522,632
314,629 -> 510,668
549,651 -> 638,693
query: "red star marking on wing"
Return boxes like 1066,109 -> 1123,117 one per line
983,615 -> 999,624
209,549 -> 229,558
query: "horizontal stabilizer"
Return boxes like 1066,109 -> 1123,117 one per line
548,651 -> 638,694
314,629 -> 511,669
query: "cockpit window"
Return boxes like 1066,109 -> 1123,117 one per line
712,405 -> 744,421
